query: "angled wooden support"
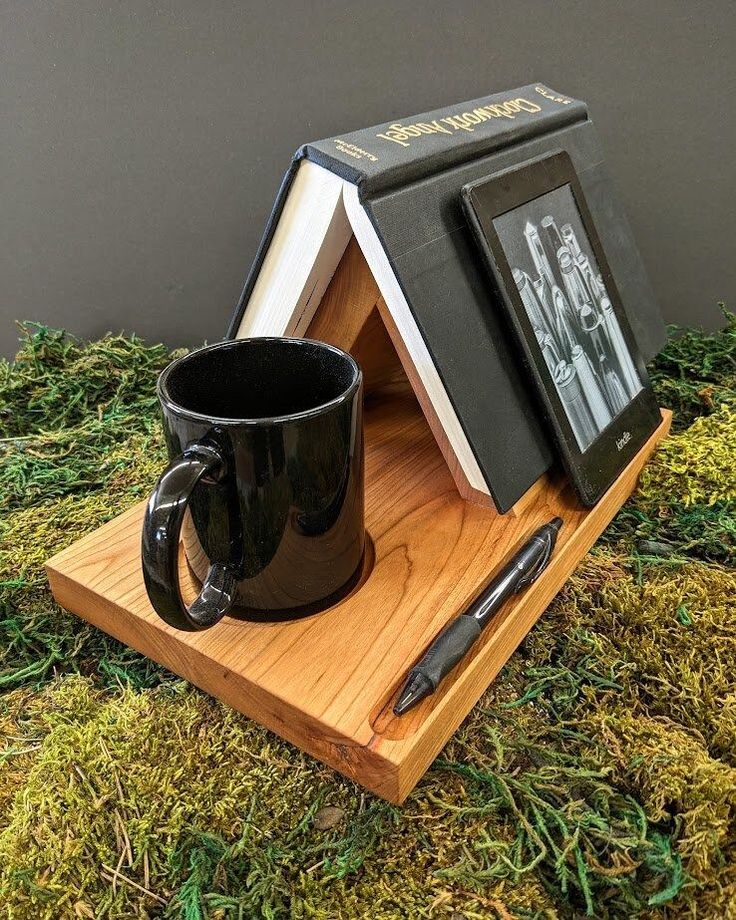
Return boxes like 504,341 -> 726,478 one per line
307,238 -> 558,513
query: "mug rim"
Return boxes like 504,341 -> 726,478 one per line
157,336 -> 362,427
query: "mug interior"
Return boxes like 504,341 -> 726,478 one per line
162,338 -> 359,422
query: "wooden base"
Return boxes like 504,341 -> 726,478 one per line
46,392 -> 671,802
46,245 -> 671,800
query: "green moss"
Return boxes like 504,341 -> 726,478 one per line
0,677 -> 562,919
0,323 -> 173,514
500,554 -> 736,916
0,317 -> 735,918
0,323 -> 176,439
0,325 -> 174,693
648,306 -> 736,429
601,378 -> 736,564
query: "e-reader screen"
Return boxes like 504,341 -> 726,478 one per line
493,184 -> 643,452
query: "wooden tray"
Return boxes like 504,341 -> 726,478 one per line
47,387 -> 671,802
47,242 -> 671,801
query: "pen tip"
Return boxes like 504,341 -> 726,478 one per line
393,671 -> 434,716
549,516 -> 563,534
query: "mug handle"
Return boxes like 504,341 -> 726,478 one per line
142,442 -> 237,631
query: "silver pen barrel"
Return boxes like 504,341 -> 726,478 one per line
560,223 -> 582,259
524,221 -> 556,290
553,285 -> 578,356
575,252 -> 606,309
559,247 -> 595,320
571,344 -> 612,431
514,268 -> 557,348
600,297 -> 641,397
541,215 -> 567,291
603,366 -> 629,414
540,331 -> 562,375
554,361 -> 597,449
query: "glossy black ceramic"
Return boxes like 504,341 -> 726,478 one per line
141,337 -> 364,631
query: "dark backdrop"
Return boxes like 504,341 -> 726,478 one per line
1,0 -> 733,356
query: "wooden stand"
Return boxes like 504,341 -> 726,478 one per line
46,242 -> 671,803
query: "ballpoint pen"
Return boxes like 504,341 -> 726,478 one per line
393,517 -> 563,716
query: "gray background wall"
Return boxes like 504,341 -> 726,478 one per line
1,0 -> 733,357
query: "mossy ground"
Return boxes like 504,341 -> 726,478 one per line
0,314 -> 734,919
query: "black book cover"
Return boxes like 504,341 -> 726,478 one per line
228,83 -> 666,512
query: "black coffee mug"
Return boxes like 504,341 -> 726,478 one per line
141,337 -> 364,631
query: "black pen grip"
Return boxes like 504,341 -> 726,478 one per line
414,615 -> 482,690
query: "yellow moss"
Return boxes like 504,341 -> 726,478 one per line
639,404 -> 736,507
585,561 -> 736,762
0,688 -> 40,824
0,677 -> 559,919
1,494 -> 125,584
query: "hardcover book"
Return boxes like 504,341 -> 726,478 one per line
227,83 -> 665,512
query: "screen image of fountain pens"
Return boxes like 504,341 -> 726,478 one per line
393,517 -> 563,716
495,184 -> 643,453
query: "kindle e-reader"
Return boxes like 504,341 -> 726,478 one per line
462,151 -> 662,506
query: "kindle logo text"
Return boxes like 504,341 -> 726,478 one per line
616,431 -> 631,451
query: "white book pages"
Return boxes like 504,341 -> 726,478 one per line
342,181 -> 486,494
235,160 -> 351,339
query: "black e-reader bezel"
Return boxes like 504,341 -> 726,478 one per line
461,150 -> 661,506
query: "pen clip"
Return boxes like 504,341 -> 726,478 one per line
515,538 -> 553,590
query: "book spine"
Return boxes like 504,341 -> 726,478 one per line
227,84 -> 588,341
303,83 -> 587,196
226,156 -> 302,339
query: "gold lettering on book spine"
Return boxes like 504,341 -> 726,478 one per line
375,96 -> 543,148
